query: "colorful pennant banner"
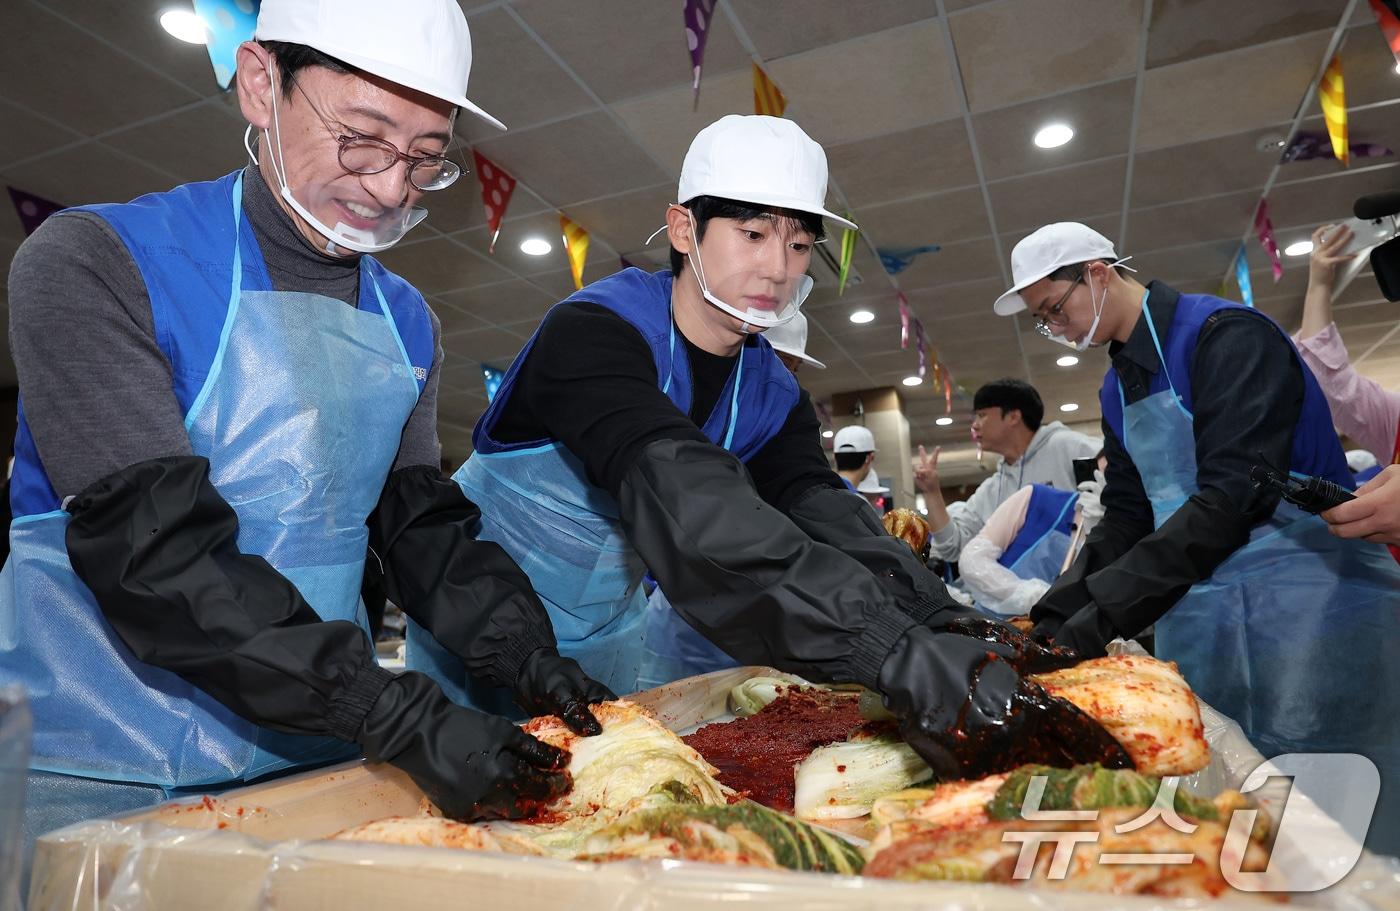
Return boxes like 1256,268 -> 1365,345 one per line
838,216 -> 858,295
1319,55 -> 1349,167
1283,130 -> 1391,163
560,214 -> 590,290
7,186 -> 64,236
193,0 -> 259,90
1368,0 -> 1400,68
1253,200 -> 1283,283
897,293 -> 911,349
753,63 -> 787,117
473,150 -> 517,253
1234,245 -> 1254,309
878,245 -> 939,275
683,0 -> 717,109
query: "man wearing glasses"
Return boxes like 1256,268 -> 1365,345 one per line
3,0 -> 612,872
993,222 -> 1400,855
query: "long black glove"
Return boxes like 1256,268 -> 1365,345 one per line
618,439 -> 916,689
370,466 -> 607,733
876,626 -> 1133,779
358,671 -> 571,820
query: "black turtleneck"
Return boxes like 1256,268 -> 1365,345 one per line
8,163 -> 444,500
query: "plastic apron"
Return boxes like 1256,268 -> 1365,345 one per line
635,585 -> 737,690
7,174 -> 420,862
1118,297 -> 1400,855
1001,485 -> 1076,584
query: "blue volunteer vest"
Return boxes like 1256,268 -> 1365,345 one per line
998,483 -> 1077,579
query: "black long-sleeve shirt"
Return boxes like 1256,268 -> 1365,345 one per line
1032,281 -> 1304,642
492,301 -> 845,509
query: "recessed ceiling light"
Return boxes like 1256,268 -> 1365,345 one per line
935,416 -> 954,426
1394,61 -> 1400,76
1284,240 -> 1314,257
902,376 -> 923,387
520,237 -> 551,256
1056,354 -> 1080,367
159,9 -> 208,44
1033,123 -> 1074,149
1060,402 -> 1079,413
849,309 -> 875,324
822,429 -> 834,439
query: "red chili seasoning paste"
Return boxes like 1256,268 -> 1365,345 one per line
681,689 -> 864,811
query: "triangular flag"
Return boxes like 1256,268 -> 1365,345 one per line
941,364 -> 953,416
897,292 -> 911,349
1253,200 -> 1283,283
8,187 -> 64,236
838,217 -> 858,295
1234,245 -> 1255,308
1368,0 -> 1400,67
560,214 -> 590,291
1282,130 -> 1391,162
753,63 -> 787,117
683,0 -> 717,109
472,150 -> 517,253
878,245 -> 940,275
193,0 -> 259,90
1319,55 -> 1348,167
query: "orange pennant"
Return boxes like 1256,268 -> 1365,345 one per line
752,63 -> 787,117
1319,55 -> 1348,166
560,214 -> 590,290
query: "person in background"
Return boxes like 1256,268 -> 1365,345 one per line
996,221 -> 1400,854
832,425 -> 876,492
3,3 -> 613,887
959,452 -> 1107,617
916,379 -> 1099,563
765,311 -> 826,376
857,465 -> 891,510
1291,223 -> 1400,552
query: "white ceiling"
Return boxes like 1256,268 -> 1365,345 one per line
2,0 -> 1398,472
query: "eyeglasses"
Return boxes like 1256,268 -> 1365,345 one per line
294,82 -> 460,192
1032,270 -> 1082,338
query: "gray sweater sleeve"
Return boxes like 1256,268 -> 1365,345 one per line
8,211 -> 194,499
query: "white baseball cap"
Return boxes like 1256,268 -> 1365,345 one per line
679,115 -> 857,231
993,222 -> 1122,316
255,0 -> 504,131
857,466 -> 890,495
833,425 -> 876,453
764,312 -> 826,369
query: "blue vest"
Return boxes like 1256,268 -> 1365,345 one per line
1100,293 -> 1351,492
998,484 -> 1076,572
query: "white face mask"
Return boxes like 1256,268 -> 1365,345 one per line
1043,257 -> 1135,351
243,72 -> 428,256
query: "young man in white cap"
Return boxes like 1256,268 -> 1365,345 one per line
422,115 -> 1127,784
4,0 -> 613,875
832,424 -> 877,492
994,221 -> 1400,854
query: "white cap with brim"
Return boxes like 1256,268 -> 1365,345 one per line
678,115 -> 857,231
993,222 -> 1121,316
764,311 -> 826,369
857,467 -> 890,495
833,426 -> 876,453
255,0 -> 505,131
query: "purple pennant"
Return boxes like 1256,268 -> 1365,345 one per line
1254,200 -> 1283,284
913,318 -> 930,378
1283,130 -> 1392,163
8,187 -> 65,236
897,292 -> 911,349
683,0 -> 717,108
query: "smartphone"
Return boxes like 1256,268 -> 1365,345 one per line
1324,217 -> 1395,257
1072,457 -> 1099,487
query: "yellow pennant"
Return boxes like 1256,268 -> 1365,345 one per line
1319,55 -> 1348,166
753,63 -> 787,117
560,214 -> 590,290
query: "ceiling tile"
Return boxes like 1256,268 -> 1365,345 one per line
827,119 -> 979,210
1,3 -> 202,135
452,208 -> 619,276
1135,30 -> 1332,150
857,186 -> 992,248
427,174 -> 551,237
37,0 -> 224,96
612,67 -> 760,176
1336,24 -> 1400,108
375,235 -> 514,294
1126,190 -> 1261,252
950,0 -> 1145,112
1269,164 -> 1400,230
0,98 -> 84,171
102,102 -> 246,184
511,0 -> 751,104
1,142 -> 177,209
1129,129 -> 1280,208
731,1 -> 935,60
1146,0 -> 1341,68
472,111 -> 667,206
987,156 -> 1126,233
428,297 -> 493,337
765,21 -> 963,146
972,79 -> 1135,181
438,277 -> 559,327
442,326 -> 530,367
1133,238 -> 1239,284
896,238 -> 1005,290
558,183 -> 674,255
454,7 -> 598,143
906,278 -> 1007,321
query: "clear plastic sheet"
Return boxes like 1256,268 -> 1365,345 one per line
1,686 -> 32,911
27,666 -> 1400,911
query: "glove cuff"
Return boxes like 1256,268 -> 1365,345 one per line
328,662 -> 396,743
848,608 -> 919,690
497,636 -> 554,692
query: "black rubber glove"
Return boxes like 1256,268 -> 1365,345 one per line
514,647 -> 616,736
359,671 -> 571,821
1043,605 -> 1117,659
876,626 -> 1133,779
933,615 -> 1083,675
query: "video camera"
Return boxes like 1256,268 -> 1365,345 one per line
1351,190 -> 1400,301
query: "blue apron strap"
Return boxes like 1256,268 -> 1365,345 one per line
661,318 -> 676,395
1141,291 -> 1193,421
721,343 -> 744,451
368,271 -> 415,375
183,173 -> 246,431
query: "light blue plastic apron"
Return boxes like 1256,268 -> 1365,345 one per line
10,174 -> 420,873
974,490 -> 1076,617
1119,295 -> 1400,855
